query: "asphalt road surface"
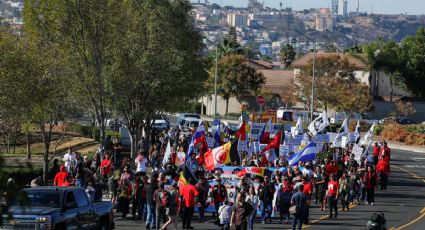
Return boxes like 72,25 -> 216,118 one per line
114,148 -> 425,230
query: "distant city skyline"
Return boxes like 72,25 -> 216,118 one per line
192,0 -> 425,15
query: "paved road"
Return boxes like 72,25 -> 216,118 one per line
114,148 -> 425,230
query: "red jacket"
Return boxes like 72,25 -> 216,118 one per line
376,160 -> 390,175
380,147 -> 391,161
373,146 -> 381,157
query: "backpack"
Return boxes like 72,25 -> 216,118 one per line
160,191 -> 169,207
369,212 -> 386,230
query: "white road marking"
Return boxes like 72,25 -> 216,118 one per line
410,157 -> 425,161
405,165 -> 425,169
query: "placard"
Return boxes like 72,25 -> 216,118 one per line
238,140 -> 248,152
341,136 -> 348,148
280,144 -> 289,157
348,133 -> 357,143
352,146 -> 364,164
176,152 -> 186,166
206,137 -> 215,148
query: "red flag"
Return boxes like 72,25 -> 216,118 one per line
235,121 -> 246,140
259,131 -> 282,164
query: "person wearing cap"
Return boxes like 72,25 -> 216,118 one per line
161,183 -> 179,230
212,177 -> 228,218
54,165 -> 69,186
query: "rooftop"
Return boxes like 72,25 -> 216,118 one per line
292,52 -> 368,69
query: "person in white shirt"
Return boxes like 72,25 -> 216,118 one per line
63,148 -> 76,173
135,152 -> 148,176
218,201 -> 232,230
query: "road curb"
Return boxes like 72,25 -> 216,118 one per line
387,142 -> 425,153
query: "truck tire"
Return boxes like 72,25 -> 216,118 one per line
55,223 -> 67,230
99,220 -> 110,230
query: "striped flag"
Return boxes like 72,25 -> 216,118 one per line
288,142 -> 317,166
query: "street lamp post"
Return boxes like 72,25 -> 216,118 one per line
311,42 -> 316,122
214,45 -> 218,118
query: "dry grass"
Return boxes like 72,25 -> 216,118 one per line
382,122 -> 425,146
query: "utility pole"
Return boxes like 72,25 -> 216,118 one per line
214,45 -> 218,118
311,42 -> 316,123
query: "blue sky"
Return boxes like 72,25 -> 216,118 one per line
192,0 -> 425,15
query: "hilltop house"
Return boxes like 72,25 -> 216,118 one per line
200,60 -> 294,116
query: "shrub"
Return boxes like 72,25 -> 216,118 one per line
373,124 -> 384,136
406,125 -> 425,134
68,123 -> 100,141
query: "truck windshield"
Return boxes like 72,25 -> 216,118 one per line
14,191 -> 62,208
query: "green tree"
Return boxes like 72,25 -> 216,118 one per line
295,55 -> 372,113
399,28 -> 425,99
0,31 -> 73,184
217,27 -> 242,57
280,44 -> 296,69
108,0 -> 207,158
23,0 -> 122,142
208,55 -> 265,115
363,39 -> 403,101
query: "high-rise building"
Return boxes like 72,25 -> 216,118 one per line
356,0 -> 360,13
338,0 -> 348,17
227,13 -> 248,27
331,0 -> 339,15
316,9 -> 334,32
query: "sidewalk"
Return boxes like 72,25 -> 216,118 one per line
386,141 -> 425,153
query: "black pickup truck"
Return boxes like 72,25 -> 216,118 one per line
1,186 -> 114,230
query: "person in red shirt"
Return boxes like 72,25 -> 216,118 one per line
325,160 -> 338,176
376,157 -> 390,190
327,174 -> 339,219
364,165 -> 378,205
101,153 -> 113,178
54,166 -> 69,186
302,177 -> 312,224
373,142 -> 381,165
380,142 -> 391,162
181,178 -> 199,229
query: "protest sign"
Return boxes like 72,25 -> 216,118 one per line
206,137 -> 215,148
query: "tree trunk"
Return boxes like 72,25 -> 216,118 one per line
129,133 -> 136,160
389,73 -> 394,102
26,131 -> 31,160
41,124 -> 51,186
225,98 -> 229,115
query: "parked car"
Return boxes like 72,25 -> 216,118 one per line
177,113 -> 201,129
2,187 -> 114,230
378,117 -> 416,125
152,118 -> 170,131
183,117 -> 202,131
